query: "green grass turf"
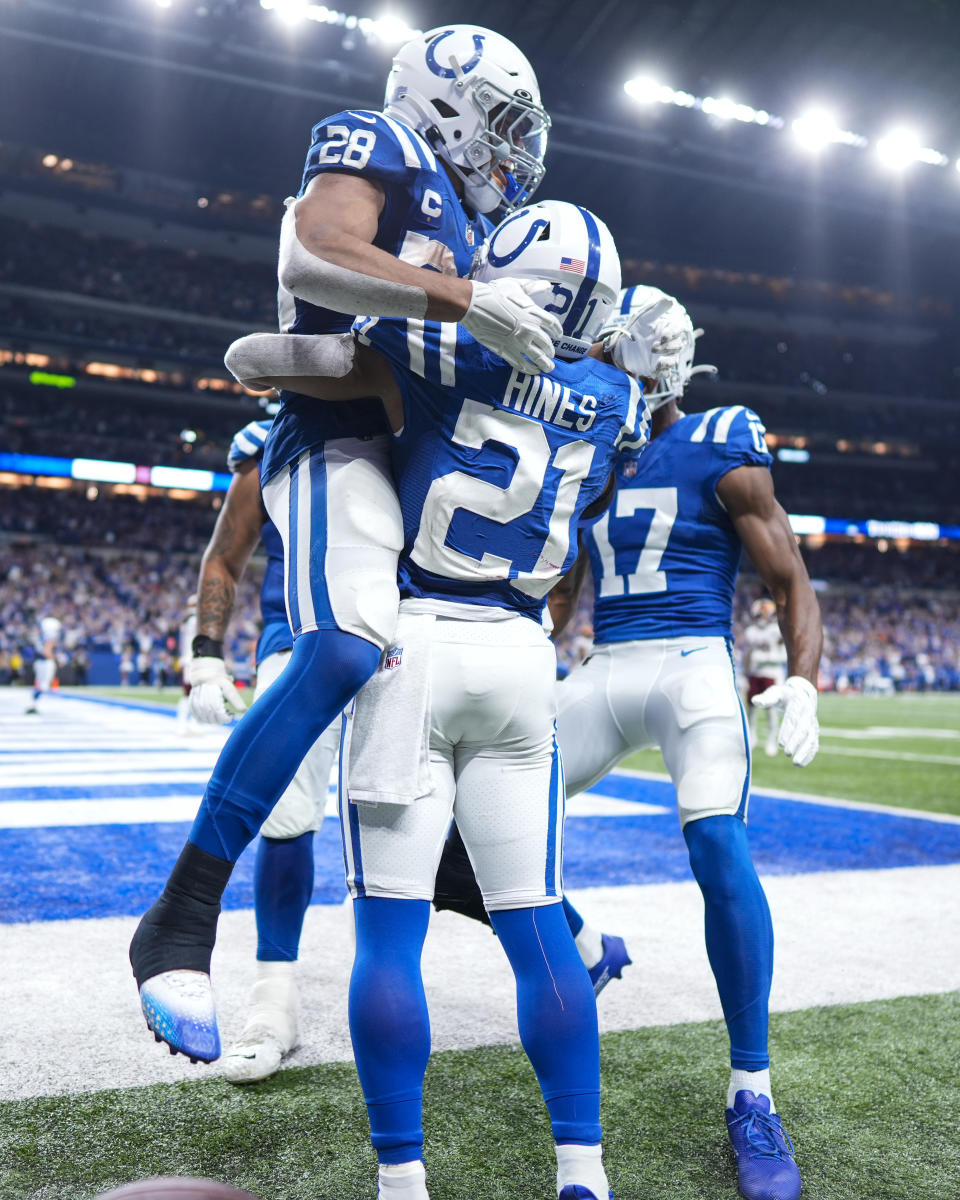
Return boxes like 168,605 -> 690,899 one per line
622,691 -> 960,817
3,993 -> 958,1200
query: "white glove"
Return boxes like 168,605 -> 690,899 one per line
751,675 -> 819,767
189,656 -> 248,725
604,293 -> 691,384
461,278 -> 563,374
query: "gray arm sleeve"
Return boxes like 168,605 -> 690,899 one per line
224,332 -> 356,390
277,201 -> 428,320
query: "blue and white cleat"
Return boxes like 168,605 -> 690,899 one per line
725,1090 -> 802,1200
588,934 -> 632,996
139,970 -> 221,1063
558,1188 -> 612,1199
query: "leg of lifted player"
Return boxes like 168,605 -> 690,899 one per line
130,437 -> 402,1063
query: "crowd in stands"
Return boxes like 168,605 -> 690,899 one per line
0,218 -> 276,326
0,388 -> 250,472
0,545 -> 261,688
554,568 -> 959,692
1,533 -> 956,693
2,487 -> 222,554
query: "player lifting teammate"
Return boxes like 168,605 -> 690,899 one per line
235,197 -> 653,1200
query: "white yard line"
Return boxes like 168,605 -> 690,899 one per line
820,726 -> 960,741
611,766 -> 960,824
3,864 -> 958,1102
816,746 -> 960,766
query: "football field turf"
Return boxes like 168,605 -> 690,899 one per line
2,689 -> 958,1199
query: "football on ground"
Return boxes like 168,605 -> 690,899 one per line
96,1179 -> 260,1199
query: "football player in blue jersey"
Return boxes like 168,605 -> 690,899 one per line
228,200 -> 653,1200
185,417 -> 341,1083
548,286 -> 823,1200
129,25 -> 565,1061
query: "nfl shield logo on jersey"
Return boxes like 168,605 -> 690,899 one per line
384,646 -> 403,670
465,223 -> 475,247
621,459 -> 639,479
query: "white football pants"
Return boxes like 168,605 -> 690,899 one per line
34,658 -> 56,692
341,612 -> 565,911
254,648 -> 341,840
261,436 -> 404,652
557,636 -> 751,827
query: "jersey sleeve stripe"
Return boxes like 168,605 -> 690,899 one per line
689,407 -> 721,443
711,405 -> 746,444
378,113 -> 430,170
614,376 -> 643,448
438,322 -> 458,386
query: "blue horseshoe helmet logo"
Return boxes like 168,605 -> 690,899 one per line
486,215 -> 550,267
425,29 -> 486,79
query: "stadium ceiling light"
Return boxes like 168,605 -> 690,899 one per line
876,127 -> 947,169
791,109 -> 866,151
259,0 -> 421,41
624,75 -> 782,127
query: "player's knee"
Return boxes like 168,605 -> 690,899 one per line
684,815 -> 754,902
289,628 -> 380,713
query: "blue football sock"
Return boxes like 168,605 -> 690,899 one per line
254,833 -> 315,962
683,815 -> 774,1071
190,629 -> 379,861
561,895 -> 585,938
349,897 -> 431,1165
490,903 -> 601,1145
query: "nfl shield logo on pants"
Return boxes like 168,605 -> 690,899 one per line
384,647 -> 403,670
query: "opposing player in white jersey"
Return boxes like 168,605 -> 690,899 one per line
129,25 -> 564,1062
25,614 -> 62,714
184,417 -> 340,1082
549,286 -> 822,1200
744,597 -> 789,756
232,200 -> 651,1200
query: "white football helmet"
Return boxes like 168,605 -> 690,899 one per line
601,285 -> 717,409
384,25 -> 549,214
472,200 -> 621,360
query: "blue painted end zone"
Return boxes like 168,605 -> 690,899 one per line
1,774 -> 958,924
0,821 -> 348,924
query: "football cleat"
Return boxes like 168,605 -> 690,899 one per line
139,970 -> 221,1063
377,1161 -> 429,1200
222,963 -> 299,1085
558,1188 -> 612,1199
222,1027 -> 287,1084
588,934 -> 632,996
725,1090 -> 802,1200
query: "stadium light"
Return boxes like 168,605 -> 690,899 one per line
259,0 -> 421,42
875,127 -> 946,169
791,110 -> 865,151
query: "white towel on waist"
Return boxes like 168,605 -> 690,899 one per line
344,611 -> 434,806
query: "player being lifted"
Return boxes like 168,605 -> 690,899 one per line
551,287 -> 821,1200
129,25 -> 563,1060
186,417 -> 341,1083
235,199 -> 651,1200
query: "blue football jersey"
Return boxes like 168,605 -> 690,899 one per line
585,405 -> 774,642
356,316 -> 649,621
262,109 -> 489,484
227,420 -> 292,664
